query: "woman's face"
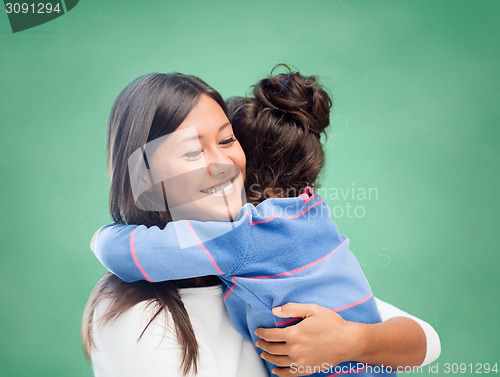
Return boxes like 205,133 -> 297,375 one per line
146,94 -> 246,222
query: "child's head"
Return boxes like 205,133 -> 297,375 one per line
227,66 -> 332,203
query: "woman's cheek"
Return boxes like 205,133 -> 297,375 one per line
233,144 -> 247,179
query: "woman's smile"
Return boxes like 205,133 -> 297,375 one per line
200,171 -> 239,197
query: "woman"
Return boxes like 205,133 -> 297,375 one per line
82,72 -> 440,377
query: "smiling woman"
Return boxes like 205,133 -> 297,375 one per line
82,71 -> 440,377
83,73 -> 268,377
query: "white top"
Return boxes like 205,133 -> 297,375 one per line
91,285 -> 440,377
91,285 -> 268,377
375,297 -> 441,367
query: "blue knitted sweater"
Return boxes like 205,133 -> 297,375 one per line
92,189 -> 396,376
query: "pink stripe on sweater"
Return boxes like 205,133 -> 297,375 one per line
247,237 -> 349,280
184,220 -> 224,275
130,229 -> 152,282
245,199 -> 325,226
223,238 -> 349,301
299,186 -> 315,204
223,283 -> 237,301
333,292 -> 374,312
274,292 -> 373,327
275,317 -> 302,327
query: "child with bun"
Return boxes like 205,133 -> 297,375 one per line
91,68 -> 396,377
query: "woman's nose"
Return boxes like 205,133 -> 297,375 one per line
206,147 -> 231,166
206,150 -> 234,178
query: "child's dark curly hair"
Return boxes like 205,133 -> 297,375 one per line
227,65 -> 332,203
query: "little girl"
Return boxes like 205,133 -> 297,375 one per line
91,70 -> 396,377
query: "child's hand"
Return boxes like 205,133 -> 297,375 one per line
255,303 -> 364,377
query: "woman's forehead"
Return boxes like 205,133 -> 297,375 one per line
176,94 -> 229,133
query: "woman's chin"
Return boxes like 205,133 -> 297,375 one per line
169,191 -> 244,222
200,194 -> 244,222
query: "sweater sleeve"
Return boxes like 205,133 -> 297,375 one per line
91,216 -> 251,283
374,297 -> 441,366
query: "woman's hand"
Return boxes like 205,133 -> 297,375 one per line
255,302 -> 427,377
255,303 -> 364,377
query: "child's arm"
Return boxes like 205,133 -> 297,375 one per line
91,216 -> 251,283
91,195 -> 322,283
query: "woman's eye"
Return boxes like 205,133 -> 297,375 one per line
183,150 -> 203,160
220,137 -> 236,146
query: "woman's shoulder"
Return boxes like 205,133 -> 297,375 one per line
91,298 -> 184,376
92,297 -> 182,353
91,285 -> 268,377
92,285 -> 225,345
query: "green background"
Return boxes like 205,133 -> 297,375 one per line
1,1 -> 499,376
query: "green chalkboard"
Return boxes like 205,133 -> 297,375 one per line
1,1 -> 498,376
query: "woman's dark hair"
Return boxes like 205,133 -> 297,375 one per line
227,65 -> 332,202
82,73 -> 227,375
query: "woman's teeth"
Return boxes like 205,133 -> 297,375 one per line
212,182 -> 233,195
202,181 -> 234,196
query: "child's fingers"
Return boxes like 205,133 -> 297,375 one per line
259,352 -> 292,367
255,339 -> 288,355
255,326 -> 289,342
272,303 -> 320,318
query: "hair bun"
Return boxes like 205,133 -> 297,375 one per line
253,68 -> 332,136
